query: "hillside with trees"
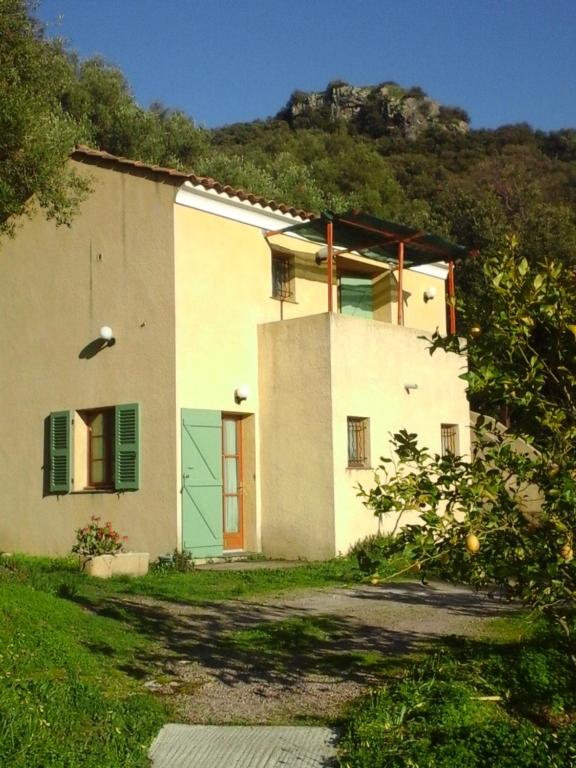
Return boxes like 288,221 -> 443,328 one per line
3,3 -> 576,279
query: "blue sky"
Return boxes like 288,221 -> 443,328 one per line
37,0 -> 576,131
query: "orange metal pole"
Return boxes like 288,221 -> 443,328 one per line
448,260 -> 456,334
327,220 -> 334,313
397,241 -> 404,325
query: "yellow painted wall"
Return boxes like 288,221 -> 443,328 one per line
379,269 -> 447,333
172,209 -> 334,551
329,314 -> 470,555
258,315 -> 336,560
173,206 -> 454,557
0,161 -> 179,557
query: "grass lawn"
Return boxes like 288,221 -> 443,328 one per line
0,579 -> 167,767
1,552 -> 368,606
0,552 -> 365,766
2,553 -> 575,767
339,615 -> 576,768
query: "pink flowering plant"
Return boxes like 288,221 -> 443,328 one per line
72,516 -> 128,556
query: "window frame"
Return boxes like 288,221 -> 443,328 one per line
81,407 -> 115,490
271,251 -> 295,301
440,423 -> 460,456
347,416 -> 370,469
48,403 -> 140,494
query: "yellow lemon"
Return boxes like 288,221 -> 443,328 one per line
469,324 -> 481,339
465,534 -> 480,554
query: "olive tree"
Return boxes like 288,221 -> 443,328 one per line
0,0 -> 89,238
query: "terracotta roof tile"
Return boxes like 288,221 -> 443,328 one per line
72,146 -> 314,220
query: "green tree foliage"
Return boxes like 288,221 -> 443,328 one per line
194,150 -> 350,213
0,0 -> 89,237
61,57 -> 209,167
359,243 -> 576,627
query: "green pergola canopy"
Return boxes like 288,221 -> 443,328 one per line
277,211 -> 467,267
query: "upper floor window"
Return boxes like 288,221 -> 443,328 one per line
271,252 -> 295,301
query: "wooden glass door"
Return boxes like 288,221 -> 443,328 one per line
222,415 -> 244,550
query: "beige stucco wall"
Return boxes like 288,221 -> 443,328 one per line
258,315 -> 336,560
257,313 -> 469,559
0,155 -> 461,561
0,160 -> 178,558
329,314 -> 470,555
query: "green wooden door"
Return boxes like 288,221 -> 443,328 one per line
340,275 -> 374,318
181,409 -> 223,557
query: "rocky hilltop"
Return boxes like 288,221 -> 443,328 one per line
277,81 -> 470,140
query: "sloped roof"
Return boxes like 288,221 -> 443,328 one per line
278,211 -> 467,267
72,146 -> 314,220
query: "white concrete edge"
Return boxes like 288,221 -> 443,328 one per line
175,182 -> 307,230
410,262 -> 449,279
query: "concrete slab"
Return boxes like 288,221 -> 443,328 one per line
195,560 -> 310,571
149,724 -> 339,768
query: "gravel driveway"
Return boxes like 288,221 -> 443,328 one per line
113,580 -> 517,725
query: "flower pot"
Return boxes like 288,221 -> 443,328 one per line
79,552 -> 149,579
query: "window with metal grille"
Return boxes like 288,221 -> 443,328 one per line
347,417 -> 370,468
441,423 -> 459,456
271,252 -> 295,300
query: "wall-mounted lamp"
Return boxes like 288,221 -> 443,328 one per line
423,286 -> 437,302
404,383 -> 419,394
315,245 -> 329,265
99,326 -> 116,346
234,384 -> 250,404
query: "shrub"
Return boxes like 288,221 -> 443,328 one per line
72,516 -> 127,556
152,549 -> 195,573
349,534 -> 395,575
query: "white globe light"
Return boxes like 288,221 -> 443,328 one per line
234,385 -> 250,402
99,326 -> 114,341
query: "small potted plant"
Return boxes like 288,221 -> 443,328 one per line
72,516 -> 148,578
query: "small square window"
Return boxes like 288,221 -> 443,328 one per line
441,423 -> 459,456
347,417 -> 370,468
271,252 -> 295,300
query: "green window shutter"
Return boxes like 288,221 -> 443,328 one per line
49,411 -> 72,493
340,276 -> 374,318
115,403 -> 140,491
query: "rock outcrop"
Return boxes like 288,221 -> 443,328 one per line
277,81 -> 470,140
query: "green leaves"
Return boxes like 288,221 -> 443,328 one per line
358,425 -> 576,621
0,0 -> 89,237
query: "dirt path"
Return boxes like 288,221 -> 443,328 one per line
113,581 -> 517,725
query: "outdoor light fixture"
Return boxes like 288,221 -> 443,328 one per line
234,385 -> 250,404
404,383 -> 419,393
315,245 -> 329,265
423,287 -> 437,302
99,326 -> 115,345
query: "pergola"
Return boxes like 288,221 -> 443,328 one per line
265,211 -> 468,334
